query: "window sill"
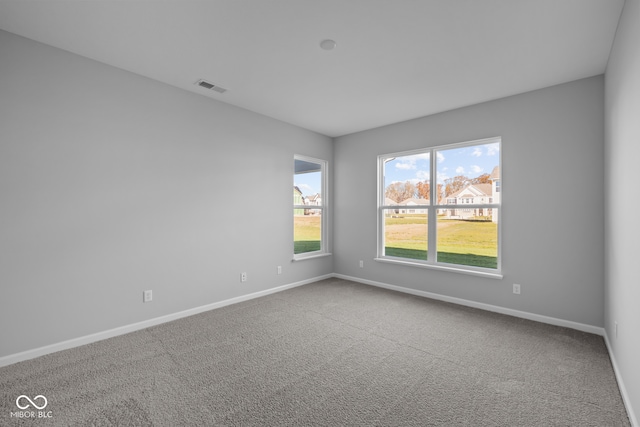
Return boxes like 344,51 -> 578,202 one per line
374,257 -> 503,280
292,252 -> 332,262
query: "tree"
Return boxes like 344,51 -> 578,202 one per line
444,175 -> 470,198
434,183 -> 444,203
416,181 -> 430,200
471,173 -> 491,185
385,181 -> 416,202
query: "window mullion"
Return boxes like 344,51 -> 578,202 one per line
427,148 -> 436,264
377,137 -> 500,273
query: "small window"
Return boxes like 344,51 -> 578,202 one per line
377,137 -> 501,276
294,155 -> 328,259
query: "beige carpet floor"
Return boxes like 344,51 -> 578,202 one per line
0,278 -> 631,426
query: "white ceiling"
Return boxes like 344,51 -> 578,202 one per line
0,0 -> 624,137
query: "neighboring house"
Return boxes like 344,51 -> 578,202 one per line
294,188 -> 322,215
294,186 -> 305,215
398,197 -> 429,214
384,197 -> 400,215
443,166 -> 500,222
490,166 -> 500,223
305,193 -> 322,215
384,197 -> 398,206
306,193 -> 322,206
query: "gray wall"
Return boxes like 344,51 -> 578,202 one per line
605,0 -> 640,422
334,76 -> 605,327
0,30 -> 333,357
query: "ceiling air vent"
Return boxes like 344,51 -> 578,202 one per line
195,79 -> 227,93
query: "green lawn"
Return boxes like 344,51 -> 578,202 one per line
384,214 -> 428,260
294,215 -> 321,254
384,215 -> 498,269
294,213 -> 497,268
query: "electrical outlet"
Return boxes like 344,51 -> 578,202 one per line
277,266 -> 282,275
359,260 -> 364,268
513,284 -> 521,295
143,290 -> 153,303
241,272 -> 247,282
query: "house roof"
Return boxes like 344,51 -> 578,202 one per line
450,183 -> 492,199
490,166 -> 500,180
399,198 -> 429,206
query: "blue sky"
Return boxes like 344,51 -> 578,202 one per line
385,142 -> 500,187
294,142 -> 500,197
294,171 -> 321,197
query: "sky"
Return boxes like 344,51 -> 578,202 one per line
384,142 -> 500,188
294,170 -> 321,198
293,141 -> 500,199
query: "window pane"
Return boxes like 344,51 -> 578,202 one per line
294,159 -> 322,205
436,142 -> 500,206
383,153 -> 430,205
436,209 -> 498,269
294,210 -> 322,254
383,209 -> 427,260
294,157 -> 324,256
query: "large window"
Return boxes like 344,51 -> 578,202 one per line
377,137 -> 501,277
294,155 -> 328,259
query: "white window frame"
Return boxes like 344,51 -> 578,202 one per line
375,137 -> 502,279
293,154 -> 330,261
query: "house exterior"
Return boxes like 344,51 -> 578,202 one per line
294,186 -> 305,215
305,193 -> 322,215
443,166 -> 500,222
294,188 -> 322,215
382,197 -> 429,215
306,193 -> 321,206
398,197 -> 429,214
490,166 -> 500,223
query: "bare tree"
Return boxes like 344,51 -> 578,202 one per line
385,181 -> 416,202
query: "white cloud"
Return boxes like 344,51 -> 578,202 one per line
394,153 -> 430,171
472,147 -> 483,157
389,179 -> 422,186
416,170 -> 429,180
395,162 -> 414,170
437,171 -> 449,184
456,166 -> 465,174
437,152 -> 445,163
412,153 -> 430,161
486,143 -> 500,156
471,165 -> 483,174
295,183 -> 313,194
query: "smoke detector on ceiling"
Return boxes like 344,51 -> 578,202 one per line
320,39 -> 337,50
195,79 -> 227,93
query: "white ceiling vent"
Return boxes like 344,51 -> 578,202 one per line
195,79 -> 227,93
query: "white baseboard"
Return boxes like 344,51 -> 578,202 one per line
2,273 -> 634,425
336,273 -> 638,425
603,332 -> 638,427
333,274 -> 605,336
0,274 -> 332,368
338,273 -> 637,425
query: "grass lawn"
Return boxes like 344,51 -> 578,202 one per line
385,215 -> 498,269
294,215 -> 321,254
294,213 -> 497,268
384,214 -> 428,260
